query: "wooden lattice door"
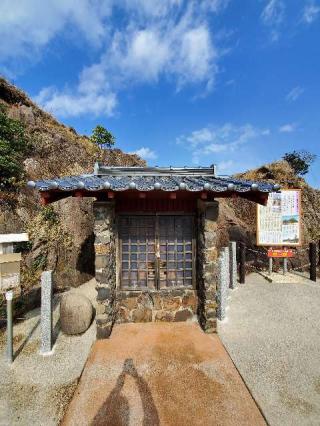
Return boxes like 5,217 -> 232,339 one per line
119,215 -> 195,289
158,216 -> 194,288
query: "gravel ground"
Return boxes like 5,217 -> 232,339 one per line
0,279 -> 97,426
259,270 -> 312,283
219,273 -> 320,426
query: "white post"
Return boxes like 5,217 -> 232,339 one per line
283,258 -> 288,275
269,257 -> 273,275
224,246 -> 230,291
229,241 -> 237,289
217,249 -> 228,320
5,290 -> 13,363
40,271 -> 53,355
0,233 -> 28,363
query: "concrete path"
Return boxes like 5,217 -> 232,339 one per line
219,273 -> 320,426
62,323 -> 265,426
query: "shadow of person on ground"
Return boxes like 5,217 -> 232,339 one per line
91,358 -> 160,426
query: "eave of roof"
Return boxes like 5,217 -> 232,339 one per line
27,173 -> 279,193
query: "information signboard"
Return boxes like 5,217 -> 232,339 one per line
257,189 -> 301,246
0,253 -> 22,292
267,249 -> 294,258
0,233 -> 28,293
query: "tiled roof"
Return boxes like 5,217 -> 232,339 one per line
28,165 -> 279,194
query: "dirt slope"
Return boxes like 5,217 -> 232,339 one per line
217,160 -> 320,270
1,77 -> 319,312
0,77 -> 144,311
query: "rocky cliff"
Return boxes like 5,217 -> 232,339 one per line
0,77 -> 145,305
217,160 -> 320,271
1,77 -> 319,315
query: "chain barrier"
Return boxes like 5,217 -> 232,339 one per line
291,263 -> 311,271
246,248 -> 268,258
239,241 -> 319,283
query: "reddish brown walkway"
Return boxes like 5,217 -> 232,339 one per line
62,323 -> 265,426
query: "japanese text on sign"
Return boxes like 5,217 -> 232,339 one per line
257,190 -> 301,246
267,249 -> 294,258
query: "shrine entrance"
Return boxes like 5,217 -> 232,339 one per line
118,215 -> 195,290
29,163 -> 277,338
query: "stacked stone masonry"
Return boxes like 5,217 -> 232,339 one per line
94,200 -> 220,338
117,288 -> 197,323
94,202 -> 117,339
196,200 -> 219,333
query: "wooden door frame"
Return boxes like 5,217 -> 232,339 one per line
116,212 -> 197,291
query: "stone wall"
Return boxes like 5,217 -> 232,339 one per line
196,200 -> 219,333
94,202 -> 220,338
93,202 -> 117,339
116,288 -> 197,323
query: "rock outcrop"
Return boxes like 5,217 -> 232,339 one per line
0,77 -> 145,316
216,160 -> 320,270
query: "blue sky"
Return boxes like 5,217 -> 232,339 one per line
1,0 -> 320,187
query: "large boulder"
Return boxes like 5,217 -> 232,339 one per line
60,293 -> 93,335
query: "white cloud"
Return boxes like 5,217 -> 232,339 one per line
261,129 -> 271,136
177,123 -> 270,164
279,123 -> 296,133
303,2 -> 320,24
216,160 -> 234,173
35,86 -> 117,118
34,1 -> 227,117
130,147 -> 158,160
119,0 -> 183,18
261,0 -> 285,41
286,86 -> 304,102
0,0 -> 111,59
109,28 -> 171,83
261,0 -> 285,25
35,63 -> 117,117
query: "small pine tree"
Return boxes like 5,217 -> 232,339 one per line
283,150 -> 316,176
90,125 -> 115,149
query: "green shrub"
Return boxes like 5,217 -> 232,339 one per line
0,104 -> 30,189
31,254 -> 47,271
40,205 -> 58,225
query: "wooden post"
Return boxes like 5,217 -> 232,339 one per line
309,242 -> 317,282
239,242 -> 246,284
